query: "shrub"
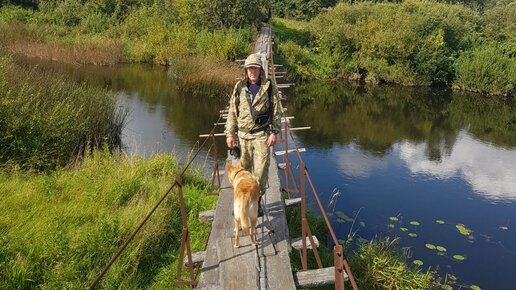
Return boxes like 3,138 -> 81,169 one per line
454,42 -> 516,95
309,0 -> 481,85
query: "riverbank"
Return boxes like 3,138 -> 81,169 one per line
272,0 -> 515,97
0,150 -> 217,289
0,54 -> 125,171
0,3 -> 253,65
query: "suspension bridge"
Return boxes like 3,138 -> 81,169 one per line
89,23 -> 358,290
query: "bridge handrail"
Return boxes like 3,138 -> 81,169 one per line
267,28 -> 359,290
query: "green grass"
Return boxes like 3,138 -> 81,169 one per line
0,149 -> 217,289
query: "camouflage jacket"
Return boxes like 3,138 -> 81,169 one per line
224,79 -> 282,140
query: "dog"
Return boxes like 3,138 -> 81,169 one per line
227,159 -> 260,248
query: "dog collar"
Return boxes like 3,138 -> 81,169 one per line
232,168 -> 245,180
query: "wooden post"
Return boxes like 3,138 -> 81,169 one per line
210,133 -> 221,195
175,176 -> 197,288
334,245 -> 345,290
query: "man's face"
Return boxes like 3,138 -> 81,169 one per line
246,67 -> 261,84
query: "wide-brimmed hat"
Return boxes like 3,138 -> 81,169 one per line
244,53 -> 263,69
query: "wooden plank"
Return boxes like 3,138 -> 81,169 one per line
284,197 -> 301,207
199,209 -> 215,221
197,171 -> 234,288
217,238 -> 259,290
291,235 -> 319,250
293,266 -> 349,288
282,126 -> 311,131
274,148 -> 306,156
199,133 -> 226,137
183,251 -> 206,266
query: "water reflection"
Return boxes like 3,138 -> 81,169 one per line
290,82 -> 516,200
15,57 -> 228,157
288,82 -> 516,155
287,82 -> 516,288
398,132 -> 516,201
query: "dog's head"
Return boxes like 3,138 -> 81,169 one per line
226,159 -> 243,184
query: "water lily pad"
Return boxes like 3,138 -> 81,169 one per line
337,218 -> 346,223
410,221 -> 420,226
408,233 -> 417,237
499,226 -> 509,230
456,224 -> 471,236
359,221 -> 366,227
470,285 -> 481,290
436,246 -> 447,252
436,220 -> 445,224
442,285 -> 453,290
389,216 -> 399,222
425,243 -> 436,250
400,227 -> 408,232
335,211 -> 347,219
388,224 -> 395,228
453,255 -> 466,261
413,260 -> 423,266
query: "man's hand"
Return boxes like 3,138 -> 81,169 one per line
226,136 -> 236,148
266,133 -> 276,147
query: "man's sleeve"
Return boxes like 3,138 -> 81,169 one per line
224,83 -> 239,137
271,82 -> 282,132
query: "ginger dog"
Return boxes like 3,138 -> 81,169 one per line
227,159 -> 260,248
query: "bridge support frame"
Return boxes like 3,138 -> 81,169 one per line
175,176 -> 197,288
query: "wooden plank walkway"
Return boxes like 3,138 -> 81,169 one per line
196,24 -> 296,290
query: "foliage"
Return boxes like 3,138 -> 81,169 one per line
454,42 -> 515,95
0,55 -> 126,171
0,1 -> 257,64
0,150 -> 217,288
271,0 -> 337,20
309,0 -> 481,85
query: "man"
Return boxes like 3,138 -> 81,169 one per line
225,53 -> 282,215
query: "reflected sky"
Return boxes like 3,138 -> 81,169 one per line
398,131 -> 516,201
335,131 -> 516,201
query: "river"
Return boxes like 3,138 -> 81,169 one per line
17,58 -> 516,289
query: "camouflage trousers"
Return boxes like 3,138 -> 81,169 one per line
239,134 -> 270,195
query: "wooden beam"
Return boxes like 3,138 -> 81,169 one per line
282,126 -> 310,131
293,266 -> 349,288
199,133 -> 226,137
199,209 -> 215,221
284,197 -> 301,207
183,251 -> 206,266
291,235 -> 319,250
274,148 -> 306,156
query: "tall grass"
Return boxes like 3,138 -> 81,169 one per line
0,150 -> 217,289
349,237 -> 435,290
0,55 -> 126,171
168,57 -> 242,98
